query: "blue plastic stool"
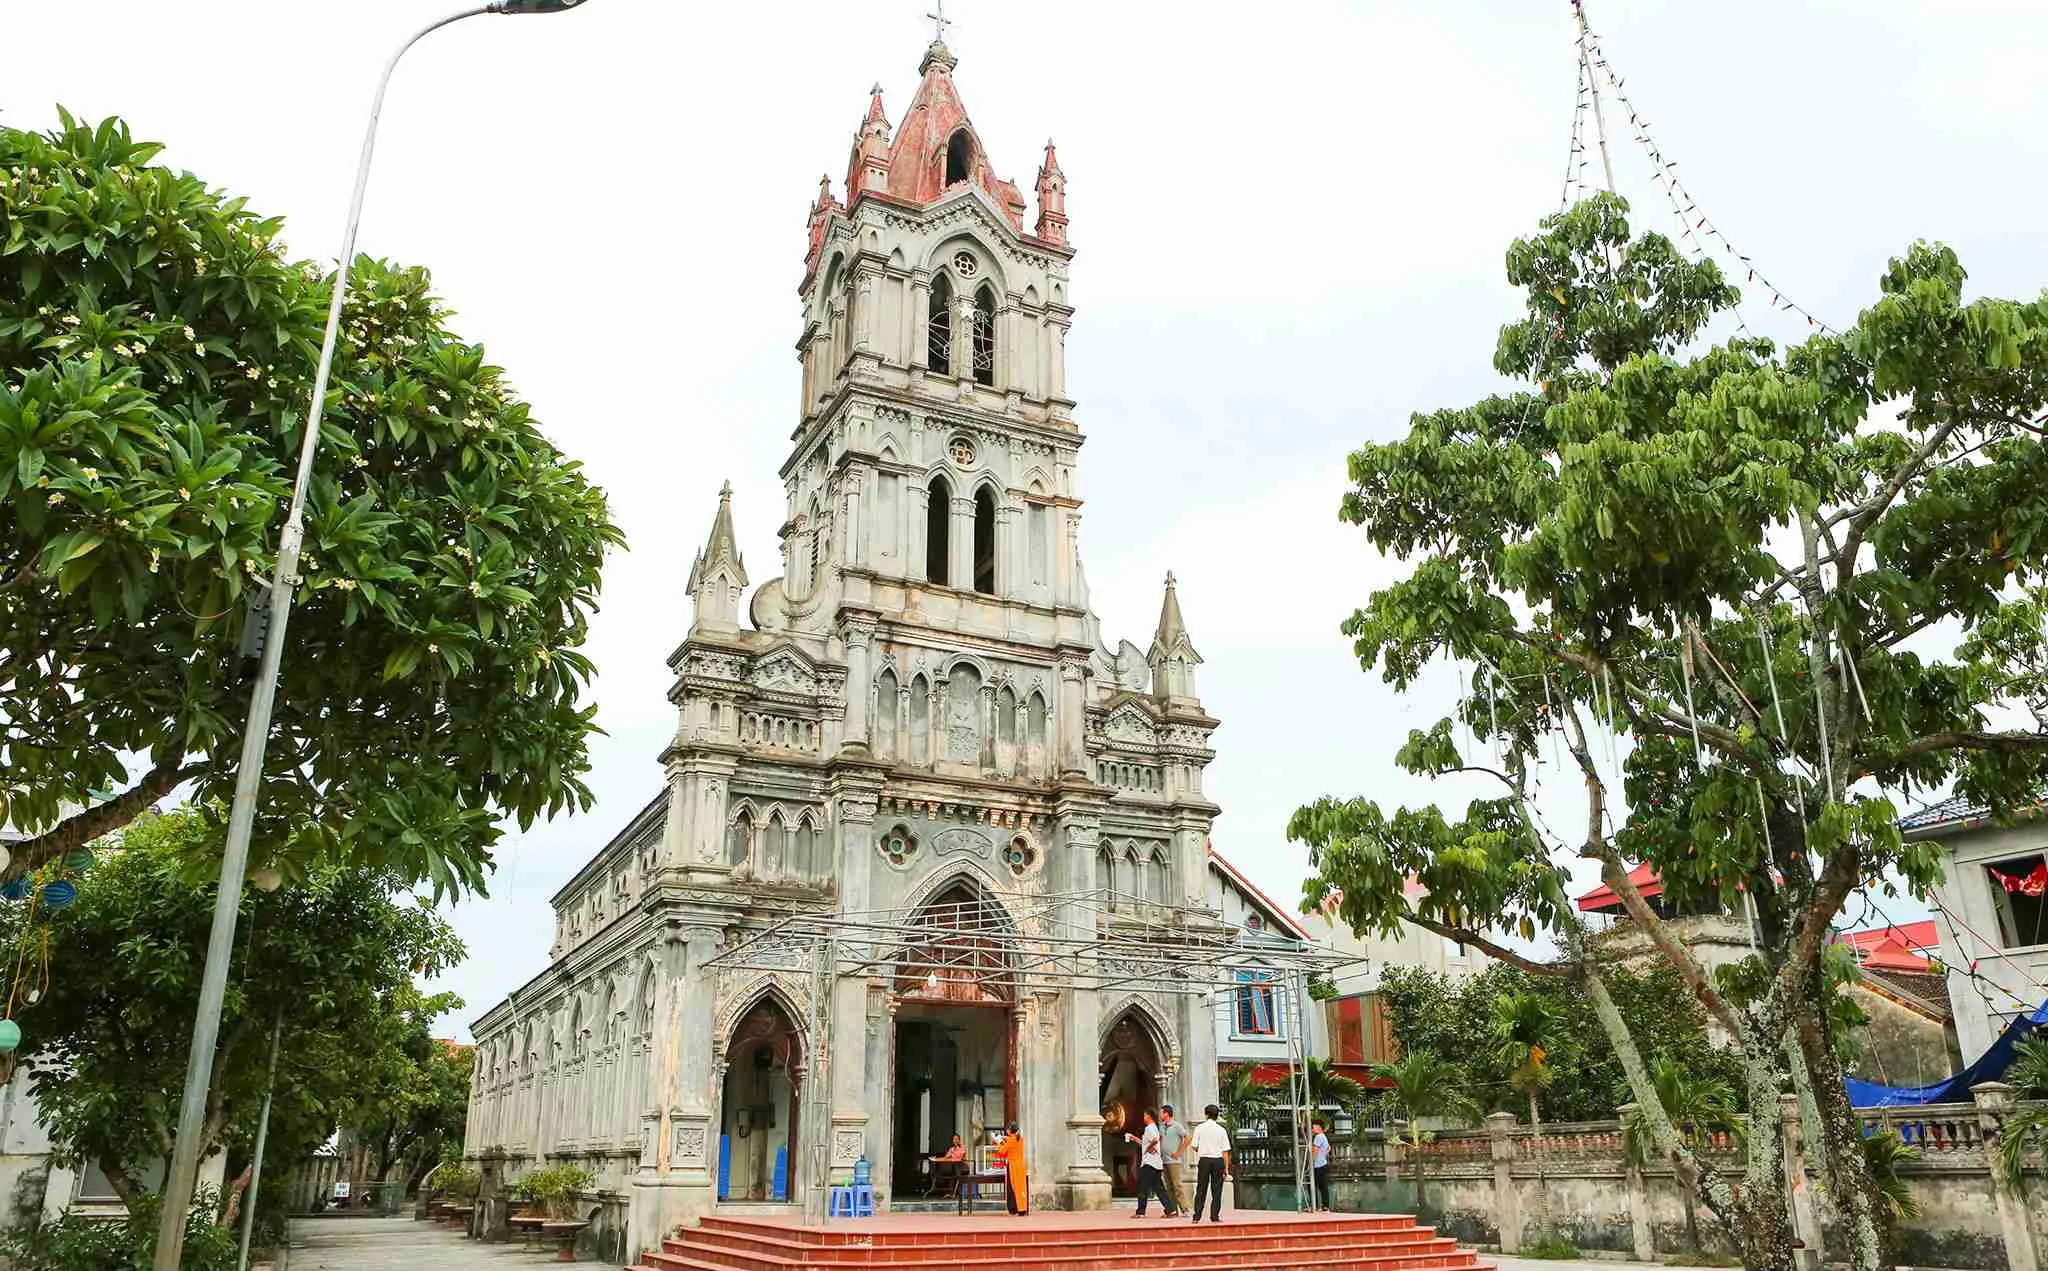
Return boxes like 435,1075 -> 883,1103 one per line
827,1184 -> 876,1218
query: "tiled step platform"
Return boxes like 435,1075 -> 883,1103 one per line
636,1210 -> 1493,1271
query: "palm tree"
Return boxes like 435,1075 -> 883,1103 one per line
1861,1129 -> 1921,1225
1621,1055 -> 1743,1252
1216,1062 -> 1279,1138
1301,1055 -> 1372,1124
1994,1034 -> 2048,1187
1491,990 -> 1557,1133
1371,1050 -> 1480,1213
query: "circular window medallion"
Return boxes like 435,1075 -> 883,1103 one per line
949,437 -> 976,467
952,250 -> 979,279
878,826 -> 919,868
1004,835 -> 1039,879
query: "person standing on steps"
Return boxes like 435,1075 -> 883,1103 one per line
1310,1119 -> 1333,1212
1126,1109 -> 1179,1218
1157,1105 -> 1190,1216
994,1123 -> 1029,1216
1188,1104 -> 1232,1224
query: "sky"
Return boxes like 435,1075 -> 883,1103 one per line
6,0 -> 2047,1039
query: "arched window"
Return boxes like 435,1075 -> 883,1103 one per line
1147,848 -> 1168,904
794,816 -> 819,877
808,497 -> 824,589
764,809 -> 789,878
874,668 -> 899,759
945,129 -> 973,186
971,284 -> 996,387
972,486 -> 997,595
909,673 -> 931,766
927,272 -> 953,375
1098,843 -> 1118,909
926,475 -> 951,586
728,808 -> 754,869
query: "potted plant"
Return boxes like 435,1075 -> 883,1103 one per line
515,1164 -> 596,1220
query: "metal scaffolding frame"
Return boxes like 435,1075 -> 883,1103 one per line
702,885 -> 1361,1221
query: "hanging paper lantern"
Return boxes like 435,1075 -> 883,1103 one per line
0,1021 -> 20,1054
0,879 -> 28,902
40,880 -> 77,911
251,866 -> 283,894
63,849 -> 92,872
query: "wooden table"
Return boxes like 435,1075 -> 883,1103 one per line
955,1171 -> 1006,1215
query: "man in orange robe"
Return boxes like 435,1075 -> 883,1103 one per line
994,1123 -> 1028,1215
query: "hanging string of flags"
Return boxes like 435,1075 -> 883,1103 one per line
1567,2 -> 1838,336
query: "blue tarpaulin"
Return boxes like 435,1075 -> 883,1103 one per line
1846,999 -> 2048,1107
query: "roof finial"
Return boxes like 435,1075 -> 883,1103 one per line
719,479 -> 733,503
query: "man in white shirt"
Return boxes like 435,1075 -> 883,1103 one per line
1124,1109 -> 1179,1217
1188,1103 -> 1232,1223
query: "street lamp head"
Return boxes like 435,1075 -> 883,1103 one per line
490,0 -> 590,12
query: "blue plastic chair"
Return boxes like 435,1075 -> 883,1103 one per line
827,1183 -> 876,1218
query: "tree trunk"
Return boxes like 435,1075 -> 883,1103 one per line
1,756 -> 203,884
101,1159 -> 141,1212
1411,1124 -> 1426,1215
1794,1002 -> 1890,1271
221,1161 -> 254,1227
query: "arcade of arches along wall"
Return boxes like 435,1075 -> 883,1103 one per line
462,35 -> 1230,1257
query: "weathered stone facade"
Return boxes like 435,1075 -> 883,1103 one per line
463,35 -> 1224,1260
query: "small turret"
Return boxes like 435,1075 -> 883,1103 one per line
686,481 -> 748,632
848,84 -> 892,198
1147,571 -> 1203,704
1035,139 -> 1068,246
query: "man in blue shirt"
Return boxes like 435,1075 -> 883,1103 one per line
1310,1119 -> 1333,1212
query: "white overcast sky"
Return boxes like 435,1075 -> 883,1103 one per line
7,1 -> 2047,1037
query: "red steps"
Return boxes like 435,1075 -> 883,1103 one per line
633,1213 -> 1491,1271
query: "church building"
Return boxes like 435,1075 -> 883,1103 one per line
462,31 -> 1245,1252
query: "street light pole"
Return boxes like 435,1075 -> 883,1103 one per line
233,1012 -> 283,1271
151,4 -> 594,1266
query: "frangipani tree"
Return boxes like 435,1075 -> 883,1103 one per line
1290,193 -> 2048,1271
0,113 -> 621,897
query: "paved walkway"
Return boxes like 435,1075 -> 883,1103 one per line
287,1216 -> 570,1270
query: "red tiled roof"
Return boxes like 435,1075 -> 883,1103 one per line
1575,862 -> 1665,913
1835,922 -> 1939,973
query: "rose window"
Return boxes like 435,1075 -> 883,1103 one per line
952,250 -> 979,279
879,826 -> 919,867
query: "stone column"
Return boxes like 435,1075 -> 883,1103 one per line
1779,1093 -> 1822,1271
842,621 -> 874,753
1616,1103 -> 1655,1261
953,292 -> 976,384
950,495 -> 974,593
808,330 -> 832,411
908,274 -> 931,373
1057,658 -> 1089,780
1976,1082 -> 2041,1271
907,479 -> 929,582
1486,1111 -> 1522,1253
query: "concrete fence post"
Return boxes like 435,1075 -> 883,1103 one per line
1616,1103 -> 1655,1261
1485,1111 -> 1522,1253
1779,1093 -> 1822,1271
1973,1081 -> 2041,1271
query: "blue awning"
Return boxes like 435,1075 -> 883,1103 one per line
1846,1000 -> 2048,1107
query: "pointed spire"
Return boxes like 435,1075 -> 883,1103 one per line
849,86 -> 893,198
1035,137 -> 1068,245
1149,571 -> 1202,702
687,481 -> 747,631
1153,572 -> 1191,654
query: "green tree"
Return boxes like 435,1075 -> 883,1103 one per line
1369,1050 -> 1479,1212
338,1003 -> 473,1193
1378,962 -> 1740,1124
1492,989 -> 1557,1132
0,807 -> 463,1210
1216,1063 -> 1279,1137
1992,1034 -> 2048,1186
1622,1055 -> 1743,1253
1290,193 -> 2048,1271
0,112 -> 621,896
1298,1055 -> 1372,1123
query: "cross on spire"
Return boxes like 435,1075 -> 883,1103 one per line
926,0 -> 950,46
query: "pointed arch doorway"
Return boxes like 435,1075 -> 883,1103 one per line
1099,1008 -> 1166,1198
889,879 -> 1018,1195
719,995 -> 805,1202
